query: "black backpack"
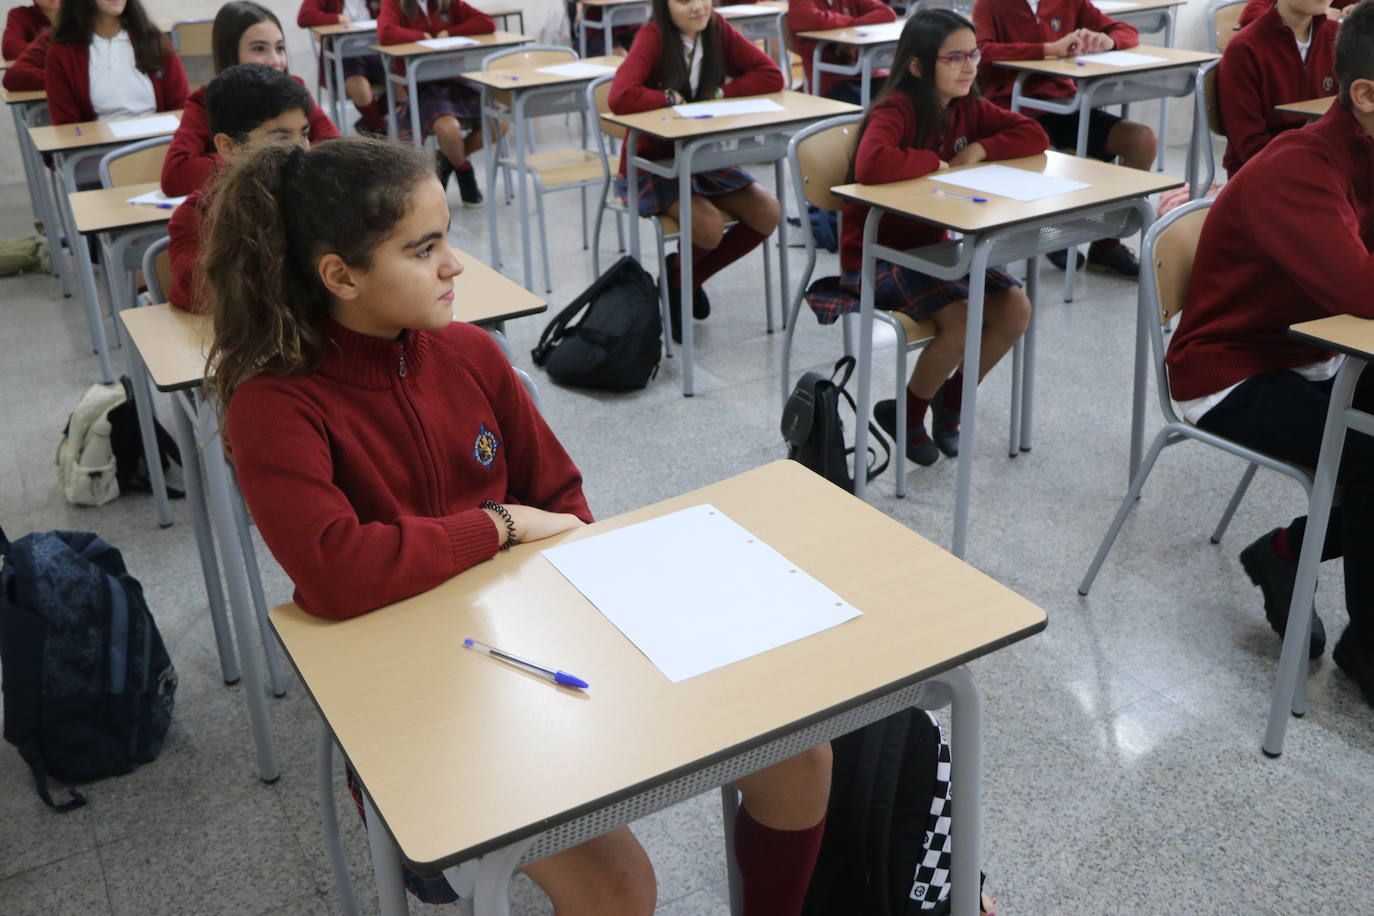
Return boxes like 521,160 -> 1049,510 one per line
781,356 -> 891,493
0,527 -> 177,811
804,709 -> 964,916
108,376 -> 184,499
531,255 -> 662,390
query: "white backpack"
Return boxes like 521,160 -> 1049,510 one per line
56,382 -> 127,507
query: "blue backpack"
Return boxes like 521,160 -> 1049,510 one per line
0,527 -> 177,811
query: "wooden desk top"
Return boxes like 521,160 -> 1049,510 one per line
372,31 -> 530,58
1289,315 -> 1374,361
1275,96 -> 1332,120
311,21 -> 379,37
69,182 -> 178,234
2,87 -> 45,105
28,111 -> 182,153
831,150 -> 1180,235
796,19 -> 906,44
991,44 -> 1216,78
462,55 -> 622,90
602,89 -> 859,141
1092,0 -> 1187,13
119,250 -> 547,391
270,459 -> 1047,869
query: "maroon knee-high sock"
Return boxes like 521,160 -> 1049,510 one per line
694,223 -> 769,286
733,806 -> 827,916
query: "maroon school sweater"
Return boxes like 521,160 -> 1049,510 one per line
43,38 -> 188,124
226,320 -> 591,619
1166,103 -> 1374,400
1218,6 -> 1337,178
3,4 -> 50,61
787,0 -> 896,96
839,91 -> 1049,272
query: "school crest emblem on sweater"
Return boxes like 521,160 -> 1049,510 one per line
472,424 -> 500,468
953,135 -> 969,153
1049,16 -> 1062,31
1323,75 -> 1334,93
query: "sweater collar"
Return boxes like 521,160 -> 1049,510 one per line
315,318 -> 433,390
1313,101 -> 1374,187
1256,4 -> 1325,39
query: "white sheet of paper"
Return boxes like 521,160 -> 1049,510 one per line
106,114 -> 181,138
349,18 -> 377,28
417,35 -> 478,49
535,61 -> 616,78
716,4 -> 773,14
853,20 -> 905,40
1073,50 -> 1167,66
541,504 -> 861,683
1090,1 -> 1139,11
930,164 -> 1090,202
671,97 -> 785,118
125,189 -> 186,207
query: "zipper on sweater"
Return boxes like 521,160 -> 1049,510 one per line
392,338 -> 444,516
398,342 -> 408,378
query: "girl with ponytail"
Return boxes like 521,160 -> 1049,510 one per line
203,134 -> 833,915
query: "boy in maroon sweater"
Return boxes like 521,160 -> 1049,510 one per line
1166,0 -> 1374,702
1219,0 -> 1339,177
973,0 -> 1155,275
788,0 -> 896,102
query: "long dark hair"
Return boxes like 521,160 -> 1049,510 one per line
400,0 -> 451,18
848,10 -> 977,180
52,0 -> 169,76
201,137 -> 435,406
211,1 -> 284,74
650,0 -> 724,102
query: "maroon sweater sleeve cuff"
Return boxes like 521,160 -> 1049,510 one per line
443,507 -> 502,572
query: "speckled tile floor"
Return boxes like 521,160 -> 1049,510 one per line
0,108 -> 1369,915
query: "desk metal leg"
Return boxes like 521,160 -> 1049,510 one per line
169,392 -> 239,685
228,481 -> 287,698
679,141 -> 696,396
626,131 -> 642,264
515,95 -> 535,291
364,791 -> 409,916
1262,359 -> 1366,757
1018,255 -> 1038,453
1128,199 -> 1154,484
485,92 -> 502,270
409,70 -> 423,150
385,72 -> 399,142
1061,105 -> 1092,304
319,723 -> 363,916
472,838 -> 536,915
852,210 -> 879,502
55,155 -> 116,382
775,158 -> 788,333
950,240 -> 993,560
196,393 -> 280,782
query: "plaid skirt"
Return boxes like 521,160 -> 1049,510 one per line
414,78 -> 483,135
805,260 -> 1020,326
616,166 -> 754,218
342,53 -> 386,83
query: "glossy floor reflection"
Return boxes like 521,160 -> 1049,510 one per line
0,114 -> 1369,915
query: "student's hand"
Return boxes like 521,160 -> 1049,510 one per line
423,31 -> 434,38
1044,33 -> 1080,58
936,159 -> 951,171
500,505 -> 586,544
1327,4 -> 1345,19
949,142 -> 987,167
1079,29 -> 1114,53
436,29 -> 450,37
337,14 -> 350,24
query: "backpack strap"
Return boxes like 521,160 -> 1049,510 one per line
531,255 -> 637,366
828,357 -> 893,484
16,743 -> 86,812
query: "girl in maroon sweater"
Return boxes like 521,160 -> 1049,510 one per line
610,0 -> 784,341
838,10 -> 1043,466
1218,0 -> 1338,177
202,135 -> 832,915
2,26 -> 51,90
377,0 -> 494,206
296,0 -> 388,133
43,0 -> 187,124
3,0 -> 59,61
160,2 -> 340,197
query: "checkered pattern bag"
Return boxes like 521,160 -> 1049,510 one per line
909,717 -> 954,909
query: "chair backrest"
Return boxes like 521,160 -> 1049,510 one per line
1203,63 -> 1223,136
484,44 -> 576,70
591,74 -> 626,140
171,19 -> 216,89
791,113 -> 862,213
1208,0 -> 1246,53
142,235 -> 173,305
1141,197 -> 1213,418
99,136 -> 172,189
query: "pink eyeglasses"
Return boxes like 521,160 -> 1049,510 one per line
935,49 -> 982,66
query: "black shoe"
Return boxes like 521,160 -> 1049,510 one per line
664,273 -> 684,344
667,254 -> 711,319
929,382 -> 960,458
1047,248 -> 1085,271
1239,528 -> 1326,659
873,399 -> 939,467
1087,242 -> 1140,278
455,166 -> 484,208
435,150 -> 454,189
1332,630 -> 1374,708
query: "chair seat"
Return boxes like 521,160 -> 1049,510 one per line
499,149 -> 604,189
890,310 -> 937,346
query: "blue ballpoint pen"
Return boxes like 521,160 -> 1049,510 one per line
932,188 -> 988,204
464,638 -> 590,689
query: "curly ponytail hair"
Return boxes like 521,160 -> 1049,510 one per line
200,137 -> 435,407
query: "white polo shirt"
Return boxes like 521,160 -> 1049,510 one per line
87,29 -> 157,120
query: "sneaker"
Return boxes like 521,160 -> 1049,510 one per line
1332,630 -> 1374,708
1238,528 -> 1326,659
929,382 -> 960,458
455,166 -> 485,209
873,399 -> 940,467
1046,248 -> 1085,271
1087,242 -> 1140,277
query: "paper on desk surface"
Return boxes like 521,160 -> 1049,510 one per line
541,503 -> 861,683
1073,50 -> 1167,66
1090,1 -> 1139,11
853,20 -> 905,39
715,4 -> 772,14
349,18 -> 377,28
417,35 -> 478,49
930,164 -> 1089,202
671,97 -> 784,117
106,114 -> 181,138
535,61 -> 616,78
125,189 -> 186,207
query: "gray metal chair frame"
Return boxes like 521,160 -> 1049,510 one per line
1189,59 -> 1221,199
1207,0 -> 1248,54
1077,199 -> 1315,682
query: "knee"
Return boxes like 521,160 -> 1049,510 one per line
694,211 -> 727,249
434,118 -> 462,143
599,857 -> 656,916
995,289 -> 1032,336
1117,122 -> 1156,161
752,191 -> 781,234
